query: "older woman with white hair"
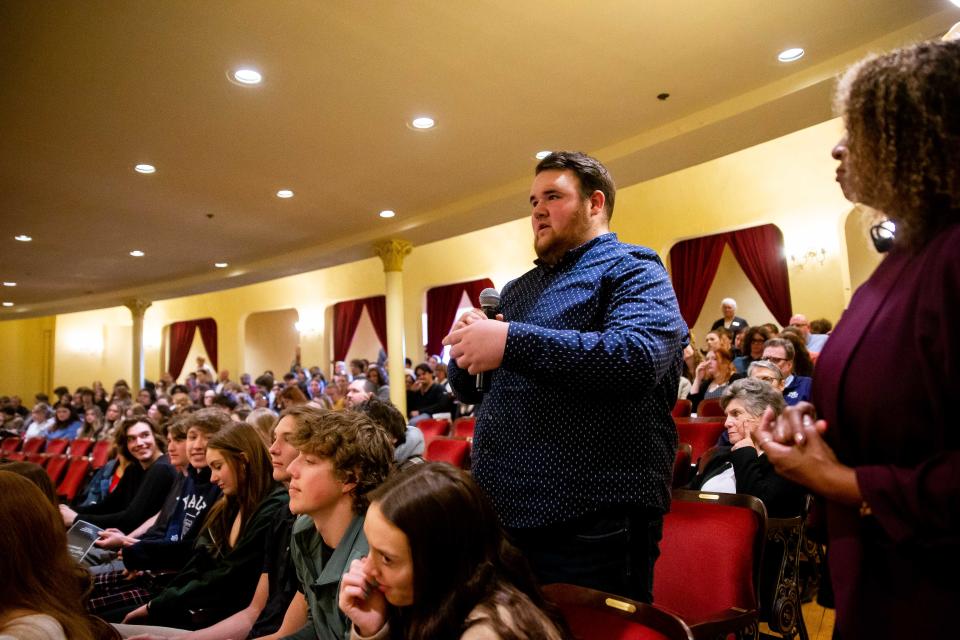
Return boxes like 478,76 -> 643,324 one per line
688,378 -> 805,518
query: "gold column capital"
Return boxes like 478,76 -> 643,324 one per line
124,298 -> 152,318
374,239 -> 413,272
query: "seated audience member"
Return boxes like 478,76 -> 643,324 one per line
99,402 -> 125,441
275,386 -> 309,413
117,412 -> 302,640
349,359 -> 367,380
711,297 -> 749,340
0,405 -> 24,435
789,313 -> 829,354
80,447 -> 126,508
748,360 -> 785,392
324,378 -> 347,411
82,406 -> 107,440
365,366 -> 391,403
733,325 -> 774,375
407,363 -> 453,423
434,363 -> 452,394
247,407 -> 279,446
23,402 -> 55,438
778,328 -> 816,375
262,407 -> 394,640
119,422 -> 288,629
339,463 -> 565,640
689,378 -> 806,517
345,379 -> 378,410
703,327 -> 733,354
0,472 -> 108,640
88,412 -> 227,584
0,460 -> 59,506
809,317 -> 832,335
355,398 -> 426,470
762,338 -> 812,406
687,348 -> 734,412
63,418 -> 177,533
147,403 -> 173,429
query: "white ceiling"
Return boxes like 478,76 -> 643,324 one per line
1,1 -> 955,318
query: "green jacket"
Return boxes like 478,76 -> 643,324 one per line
282,513 -> 368,640
148,485 -> 290,629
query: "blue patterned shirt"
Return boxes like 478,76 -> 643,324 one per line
449,233 -> 686,528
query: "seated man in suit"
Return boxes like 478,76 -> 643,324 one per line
762,338 -> 812,406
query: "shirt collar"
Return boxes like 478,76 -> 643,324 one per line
534,232 -> 617,272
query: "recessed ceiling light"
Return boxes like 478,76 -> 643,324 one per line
777,47 -> 805,63
379,210 -> 396,219
276,189 -> 294,198
2,302 -> 13,308
129,250 -> 145,257
134,164 -> 156,174
214,262 -> 229,268
410,116 -> 435,130
535,151 -> 551,160
232,68 -> 263,85
2,282 -> 15,287
14,235 -> 32,242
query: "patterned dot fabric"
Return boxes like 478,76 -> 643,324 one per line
448,233 -> 687,528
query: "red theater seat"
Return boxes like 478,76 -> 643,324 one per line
696,398 -> 724,417
674,420 -> 725,464
417,418 -> 451,441
425,436 -> 471,469
653,489 -> 766,639
90,440 -> 113,469
671,399 -> 692,417
544,582 -> 694,640
453,416 -> 476,440
58,457 -> 92,502
70,438 -> 94,457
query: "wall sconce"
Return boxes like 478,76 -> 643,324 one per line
789,248 -> 827,270
294,310 -> 324,336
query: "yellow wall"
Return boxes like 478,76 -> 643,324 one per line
7,117 -> 886,396
0,315 -> 55,399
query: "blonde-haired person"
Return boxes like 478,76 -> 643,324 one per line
759,39 -> 960,639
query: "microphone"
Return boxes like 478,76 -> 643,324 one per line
476,287 -> 501,392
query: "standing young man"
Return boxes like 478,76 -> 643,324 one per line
445,151 -> 687,602
264,407 -> 393,640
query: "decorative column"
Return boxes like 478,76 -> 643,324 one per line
124,299 -> 152,393
374,239 -> 413,415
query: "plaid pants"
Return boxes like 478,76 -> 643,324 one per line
87,569 -> 155,615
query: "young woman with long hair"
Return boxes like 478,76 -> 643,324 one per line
0,471 -> 109,640
119,421 -> 288,630
339,463 -> 565,640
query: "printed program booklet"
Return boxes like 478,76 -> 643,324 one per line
67,519 -> 104,563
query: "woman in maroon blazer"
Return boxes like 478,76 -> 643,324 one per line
758,40 -> 960,638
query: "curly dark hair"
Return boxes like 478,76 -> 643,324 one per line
286,405 -> 393,514
835,39 -> 960,251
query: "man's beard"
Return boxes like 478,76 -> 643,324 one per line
534,202 -> 593,265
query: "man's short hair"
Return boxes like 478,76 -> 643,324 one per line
535,151 -> 617,220
349,358 -> 366,372
212,394 -> 238,410
763,338 -> 796,362
286,405 -> 394,514
167,417 -> 189,441
809,318 -> 832,334
184,407 -> 231,435
354,398 -> 407,446
352,379 -> 377,395
747,360 -> 784,381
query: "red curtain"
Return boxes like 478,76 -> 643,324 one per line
726,224 -> 793,326
425,278 -> 495,357
333,296 -> 389,360
195,318 -> 218,371
167,321 -> 197,381
365,296 -> 388,353
668,224 -> 792,329
167,318 -> 218,380
333,300 -> 366,362
668,234 -> 728,329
